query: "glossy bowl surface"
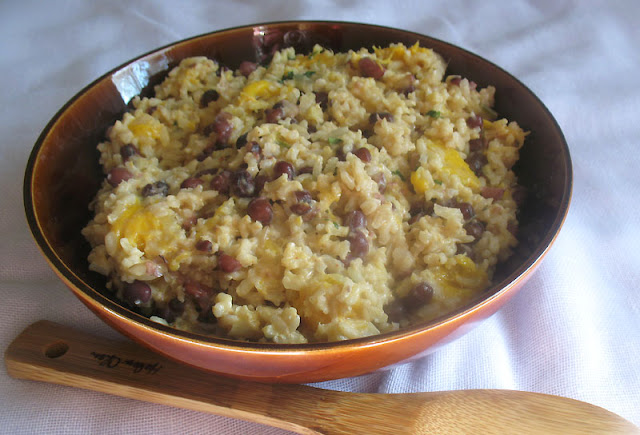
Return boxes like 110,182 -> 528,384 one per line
24,21 -> 572,383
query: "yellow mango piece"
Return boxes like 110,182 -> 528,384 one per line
431,255 -> 488,297
442,147 -> 480,190
129,122 -> 161,140
240,80 -> 278,101
410,167 -> 430,194
112,203 -> 177,255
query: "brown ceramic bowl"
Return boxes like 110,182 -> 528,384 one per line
24,21 -> 571,383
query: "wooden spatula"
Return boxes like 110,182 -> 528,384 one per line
5,321 -> 638,434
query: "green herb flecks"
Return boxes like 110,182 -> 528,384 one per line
392,170 -> 406,181
276,138 -> 291,148
426,110 -> 441,119
481,104 -> 498,120
280,71 -> 294,83
434,179 -> 443,185
303,71 -> 316,78
308,48 -> 324,59
328,137 -> 343,145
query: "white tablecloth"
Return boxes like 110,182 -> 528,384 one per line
2,1 -> 639,433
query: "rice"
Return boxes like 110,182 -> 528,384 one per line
82,42 -> 525,343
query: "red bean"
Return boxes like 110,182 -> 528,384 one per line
469,138 -> 486,152
464,221 -> 485,239
239,61 -> 257,77
197,305 -> 217,323
141,181 -> 169,197
315,91 -> 329,110
265,106 -> 284,123
210,170 -> 231,194
273,161 -> 295,181
466,114 -> 483,129
245,141 -> 261,158
402,84 -> 416,96
120,144 -> 139,162
196,145 -> 215,161
159,298 -> 185,323
182,215 -> 197,232
247,197 -> 273,224
290,190 -> 313,215
236,132 -> 249,148
123,280 -> 152,307
184,280 -> 211,312
384,300 -> 406,323
107,167 -> 133,186
457,202 -> 475,220
372,172 -> 387,193
195,239 -> 213,252
344,210 -> 367,230
348,230 -> 368,258
358,57 -> 385,79
213,112 -> 234,144
168,298 -> 185,315
408,202 -> 434,224
456,243 -> 474,258
156,305 -> 176,323
369,112 -> 394,124
298,166 -> 314,174
449,77 -> 462,86
405,282 -> 434,307
465,152 -> 487,176
301,206 -> 318,222
218,253 -> 242,273
294,190 -> 312,203
181,177 -> 204,189
353,147 -> 371,163
254,174 -> 269,194
231,170 -> 255,197
200,89 -> 219,108
481,186 -> 505,200
184,280 -> 208,299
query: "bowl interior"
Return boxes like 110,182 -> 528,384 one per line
24,21 -> 572,347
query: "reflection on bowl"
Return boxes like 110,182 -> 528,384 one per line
24,21 -> 571,383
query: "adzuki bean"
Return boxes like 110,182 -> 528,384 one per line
247,197 -> 273,224
358,57 -> 385,79
107,167 -> 133,187
123,280 -> 152,307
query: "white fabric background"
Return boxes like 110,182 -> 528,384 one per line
2,1 -> 639,433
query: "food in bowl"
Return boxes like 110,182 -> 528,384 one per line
82,42 -> 526,344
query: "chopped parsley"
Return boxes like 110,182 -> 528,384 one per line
280,71 -> 294,82
333,221 -> 340,229
276,139 -> 291,148
308,48 -> 324,59
481,104 -> 498,119
434,179 -> 443,185
303,71 -> 316,78
426,110 -> 441,119
392,170 -> 406,181
328,137 -> 343,145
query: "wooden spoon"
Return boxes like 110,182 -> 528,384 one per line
5,321 -> 638,434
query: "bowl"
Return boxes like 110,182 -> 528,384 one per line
24,21 -> 572,383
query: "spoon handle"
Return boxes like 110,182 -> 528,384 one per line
5,321 -> 638,435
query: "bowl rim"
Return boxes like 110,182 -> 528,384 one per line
24,20 -> 573,353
